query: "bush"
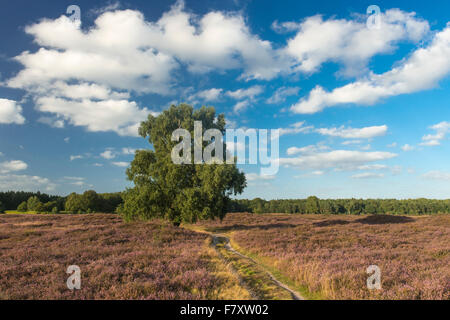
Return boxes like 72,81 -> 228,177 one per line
17,201 -> 27,212
0,201 -> 5,214
51,207 -> 59,214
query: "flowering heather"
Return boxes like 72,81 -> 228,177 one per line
198,213 -> 450,300
0,214 -> 250,300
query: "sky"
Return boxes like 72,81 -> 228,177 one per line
0,0 -> 450,199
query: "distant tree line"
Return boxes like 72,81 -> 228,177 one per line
2,191 -> 450,216
228,196 -> 450,215
0,190 -> 122,214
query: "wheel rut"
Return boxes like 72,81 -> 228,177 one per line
210,233 -> 305,300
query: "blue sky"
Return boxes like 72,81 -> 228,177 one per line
1,0 -> 450,199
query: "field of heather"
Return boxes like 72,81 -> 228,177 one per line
197,213 -> 450,300
0,214 -> 250,300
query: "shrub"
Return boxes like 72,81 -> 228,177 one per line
17,201 -> 27,212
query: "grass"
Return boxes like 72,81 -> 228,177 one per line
0,214 -> 251,300
196,213 -> 450,300
212,235 -> 292,300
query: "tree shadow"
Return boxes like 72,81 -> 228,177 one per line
313,220 -> 350,227
210,223 -> 298,233
355,215 -> 415,225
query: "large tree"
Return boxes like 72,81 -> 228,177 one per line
120,104 -> 246,225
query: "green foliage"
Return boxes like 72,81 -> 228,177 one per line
229,198 -> 450,215
0,201 -> 5,213
120,104 -> 246,224
51,207 -> 59,214
0,191 -> 63,211
17,201 -> 27,212
27,196 -> 42,212
65,193 -> 85,213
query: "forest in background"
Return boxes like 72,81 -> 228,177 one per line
1,191 -> 450,215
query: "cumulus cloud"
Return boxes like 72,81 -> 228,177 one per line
70,155 -> 83,161
284,9 -> 429,76
0,160 -> 28,173
233,100 -> 251,113
0,99 -> 25,124
37,116 -> 65,128
112,161 -> 129,167
122,147 -> 137,155
226,85 -> 264,100
0,174 -> 56,192
188,88 -> 223,102
278,121 -> 314,137
245,173 -> 276,181
316,125 -> 388,139
291,24 -> 450,114
4,2 -> 283,135
286,144 -> 329,156
422,170 -> 450,180
401,144 -> 415,151
100,149 -> 116,160
266,86 -> 300,104
35,97 -> 155,136
420,121 -> 450,146
351,172 -> 385,179
279,150 -> 397,171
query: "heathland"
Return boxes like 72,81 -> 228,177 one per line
0,212 -> 448,300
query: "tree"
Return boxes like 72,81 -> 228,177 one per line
120,104 -> 246,224
305,196 -> 320,214
65,193 -> 85,213
0,201 -> 5,213
82,190 -> 100,212
27,196 -> 42,212
17,201 -> 27,212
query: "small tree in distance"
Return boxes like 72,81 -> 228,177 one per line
17,201 -> 27,212
120,104 -> 246,225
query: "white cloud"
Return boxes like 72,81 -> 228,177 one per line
278,121 -> 314,137
100,149 -> 116,159
112,161 -> 129,167
291,24 -> 450,114
122,147 -> 136,155
93,163 -> 103,167
316,125 -> 387,139
279,150 -> 397,171
70,155 -> 83,161
423,170 -> 450,180
5,2 -> 282,135
245,173 -> 276,181
0,99 -> 25,124
37,116 -> 65,128
233,100 -> 251,113
0,174 -> 56,192
420,121 -> 450,146
351,172 -> 385,179
284,9 -> 429,76
387,142 -> 397,148
227,85 -> 264,100
64,137 -> 70,143
36,97 -> 155,136
266,86 -> 300,104
357,164 -> 388,170
401,144 -> 415,151
287,144 -> 329,156
0,160 -> 28,173
189,88 -> 223,102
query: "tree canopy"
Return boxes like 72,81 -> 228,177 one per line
119,104 -> 246,224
